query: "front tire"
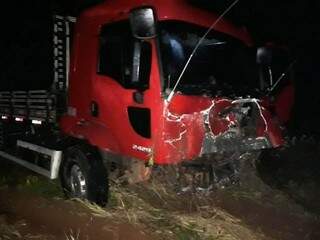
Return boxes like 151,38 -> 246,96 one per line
60,145 -> 108,206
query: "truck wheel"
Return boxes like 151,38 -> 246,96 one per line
60,145 -> 108,206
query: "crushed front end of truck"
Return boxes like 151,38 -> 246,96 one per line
153,20 -> 285,166
154,95 -> 284,165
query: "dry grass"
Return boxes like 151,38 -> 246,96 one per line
76,177 -> 265,240
0,224 -> 21,240
65,229 -> 81,240
0,215 -> 56,240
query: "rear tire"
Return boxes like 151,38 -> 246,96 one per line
60,145 -> 108,206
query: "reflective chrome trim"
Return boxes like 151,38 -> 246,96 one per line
0,150 -> 51,178
16,140 -> 62,179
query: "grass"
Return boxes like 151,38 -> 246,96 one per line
0,223 -> 21,239
65,229 -> 81,240
0,216 -> 55,240
174,226 -> 202,240
74,179 -> 261,240
18,175 -> 63,198
0,160 -> 63,198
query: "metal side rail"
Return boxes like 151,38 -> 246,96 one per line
0,140 -> 62,180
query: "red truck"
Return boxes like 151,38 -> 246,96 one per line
0,0 -> 294,205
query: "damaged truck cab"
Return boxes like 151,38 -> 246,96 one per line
0,0 -> 293,204
62,0 -> 284,165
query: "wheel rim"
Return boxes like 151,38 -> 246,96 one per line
69,164 -> 87,198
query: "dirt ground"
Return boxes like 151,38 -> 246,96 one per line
0,189 -> 152,240
1,138 -> 320,240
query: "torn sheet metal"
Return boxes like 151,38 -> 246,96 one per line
155,94 -> 283,164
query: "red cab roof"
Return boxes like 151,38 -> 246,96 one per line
81,0 -> 252,45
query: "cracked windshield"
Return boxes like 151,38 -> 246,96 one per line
159,21 -> 259,97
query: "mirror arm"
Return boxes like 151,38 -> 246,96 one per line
132,41 -> 142,84
268,66 -> 273,86
268,59 -> 297,94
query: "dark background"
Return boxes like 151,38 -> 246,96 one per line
0,0 -> 320,135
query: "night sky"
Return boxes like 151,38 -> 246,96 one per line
1,0 -> 320,134
197,0 -> 320,45
58,0 -> 320,46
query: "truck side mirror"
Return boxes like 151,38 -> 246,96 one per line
130,8 -> 156,39
131,41 -> 152,91
256,47 -> 272,65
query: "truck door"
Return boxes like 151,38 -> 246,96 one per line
93,20 -> 157,160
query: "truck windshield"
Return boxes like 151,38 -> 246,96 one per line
159,21 -> 258,97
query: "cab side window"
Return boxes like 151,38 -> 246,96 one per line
98,21 -> 151,91
98,21 -> 133,87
